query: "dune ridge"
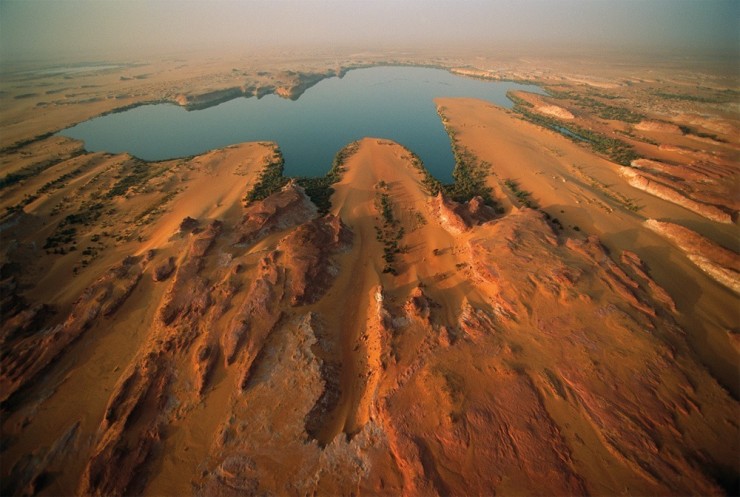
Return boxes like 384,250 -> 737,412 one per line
1,137 -> 737,496
1,52 -> 739,496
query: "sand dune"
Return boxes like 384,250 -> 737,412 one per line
1,135 -> 736,495
1,55 -> 738,496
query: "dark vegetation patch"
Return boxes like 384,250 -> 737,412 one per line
243,142 -> 359,215
37,166 -> 86,195
504,179 -> 537,209
4,163 -> 93,217
508,92 -> 639,166
506,92 -> 534,109
437,107 -> 497,206
654,90 -> 738,104
0,132 -> 56,156
4,194 -> 39,215
678,125 -> 727,143
446,144 -> 495,205
243,147 -> 289,203
295,141 -> 360,214
36,157 -> 167,256
547,90 -> 644,123
451,67 -> 540,86
374,189 -> 406,275
616,128 -> 659,146
106,159 -> 166,198
44,200 -> 106,251
405,149 -> 443,196
0,147 -> 84,190
43,227 -> 78,252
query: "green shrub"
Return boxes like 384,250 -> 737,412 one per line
511,103 -> 638,166
244,147 -> 289,203
296,141 -> 359,214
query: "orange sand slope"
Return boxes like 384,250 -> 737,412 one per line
2,51 -> 739,497
437,96 -> 739,392
1,134 -> 737,496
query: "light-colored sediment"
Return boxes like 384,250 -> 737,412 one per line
645,219 -> 740,293
619,166 -> 732,223
537,104 -> 574,119
635,120 -> 682,133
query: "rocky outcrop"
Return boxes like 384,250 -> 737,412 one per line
631,159 -> 735,190
222,251 -> 284,366
467,195 -> 498,221
619,167 -> 732,223
3,133 -> 736,497
172,70 -> 340,112
567,235 -> 656,317
433,192 -> 469,234
621,250 -> 677,312
458,300 -> 498,341
303,315 -> 343,442
279,214 -> 353,306
433,192 -> 496,234
158,221 -> 221,326
77,216 -> 234,495
175,87 -> 243,110
675,114 -> 738,137
468,209 -> 675,323
2,421 -> 81,496
450,67 -> 497,80
79,352 -> 170,497
645,219 -> 740,293
630,158 -> 717,183
152,256 -> 176,281
405,285 -> 432,322
178,216 -> 199,234
0,256 -> 143,403
438,210 -> 723,495
276,70 -> 337,100
234,181 -> 317,246
0,278 -> 50,346
219,214 -> 352,398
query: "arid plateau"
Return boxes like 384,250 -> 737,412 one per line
1,48 -> 738,497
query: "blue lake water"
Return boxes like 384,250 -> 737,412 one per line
58,66 -> 543,182
553,125 -> 589,142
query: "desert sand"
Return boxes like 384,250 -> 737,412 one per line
1,50 -> 738,496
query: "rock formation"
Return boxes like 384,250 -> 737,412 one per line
645,219 -> 740,293
0,115 -> 736,497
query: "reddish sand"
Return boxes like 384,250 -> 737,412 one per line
1,53 -> 738,496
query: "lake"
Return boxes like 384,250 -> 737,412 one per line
58,66 -> 543,182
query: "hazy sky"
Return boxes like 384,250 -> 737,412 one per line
1,0 -> 737,61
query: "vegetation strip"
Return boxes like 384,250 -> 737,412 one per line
0,148 -> 85,190
437,106 -> 496,205
508,91 -> 639,166
295,141 -> 360,214
243,146 -> 289,203
653,90 -> 738,104
374,188 -> 405,275
243,141 -> 361,214
503,179 -> 536,209
547,89 -> 644,123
